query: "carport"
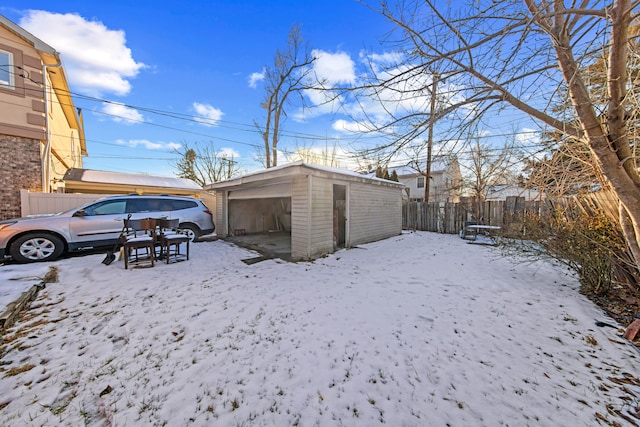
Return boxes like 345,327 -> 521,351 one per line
205,162 -> 404,261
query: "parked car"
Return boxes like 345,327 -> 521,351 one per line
0,195 -> 215,263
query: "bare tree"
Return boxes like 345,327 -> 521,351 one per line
464,139 -> 521,202
525,23 -> 640,197
173,141 -> 239,186
285,139 -> 346,168
523,132 -> 603,197
355,0 -> 640,270
353,153 -> 391,174
256,25 -> 315,168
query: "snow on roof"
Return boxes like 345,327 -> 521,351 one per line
63,169 -> 202,190
485,184 -> 542,201
207,161 -> 404,189
390,159 -> 450,177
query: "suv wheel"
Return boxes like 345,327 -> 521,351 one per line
10,233 -> 65,263
178,224 -> 199,242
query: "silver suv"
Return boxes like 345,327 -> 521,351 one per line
0,195 -> 215,263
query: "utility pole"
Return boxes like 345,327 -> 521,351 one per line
425,73 -> 438,202
221,157 -> 237,180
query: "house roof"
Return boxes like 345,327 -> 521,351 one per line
485,184 -> 542,201
0,14 -> 86,155
62,169 -> 202,195
206,161 -> 405,191
390,158 -> 452,177
0,15 -> 56,53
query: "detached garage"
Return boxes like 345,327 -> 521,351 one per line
206,162 -> 404,261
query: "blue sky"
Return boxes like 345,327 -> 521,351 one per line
2,1 -> 542,180
1,1 -> 406,177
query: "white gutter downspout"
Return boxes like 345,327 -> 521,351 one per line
41,62 -> 61,193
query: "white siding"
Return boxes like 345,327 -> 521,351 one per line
19,190 -> 105,216
292,176 -> 402,259
208,163 -> 404,260
215,191 -> 228,236
308,176 -> 334,258
291,175 -> 334,260
398,174 -> 423,201
348,182 -> 402,246
291,176 -> 310,260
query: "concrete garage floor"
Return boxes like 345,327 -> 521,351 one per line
223,231 -> 292,263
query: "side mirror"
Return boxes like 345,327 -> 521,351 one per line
73,209 -> 86,217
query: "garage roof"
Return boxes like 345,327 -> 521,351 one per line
62,168 -> 202,195
206,161 -> 405,191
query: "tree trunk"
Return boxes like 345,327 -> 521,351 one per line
548,0 -> 640,271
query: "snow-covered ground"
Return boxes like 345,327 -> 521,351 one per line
0,231 -> 638,426
0,264 -> 51,313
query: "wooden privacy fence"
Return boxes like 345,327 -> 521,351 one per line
402,194 -> 616,234
403,201 -> 466,234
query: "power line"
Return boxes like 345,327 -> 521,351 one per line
1,106 -> 551,167
12,67 -> 549,145
0,72 -> 557,168
50,85 -> 386,143
0,92 -> 544,149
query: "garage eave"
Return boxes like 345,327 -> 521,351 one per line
205,162 -> 405,192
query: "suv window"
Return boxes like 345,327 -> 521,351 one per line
83,200 -> 127,216
127,198 -> 166,213
124,198 -> 196,213
165,200 -> 198,211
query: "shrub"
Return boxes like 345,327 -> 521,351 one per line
503,206 -> 631,296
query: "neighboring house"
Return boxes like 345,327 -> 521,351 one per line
390,157 -> 463,203
485,184 -> 542,201
0,14 -> 86,220
206,162 -> 404,261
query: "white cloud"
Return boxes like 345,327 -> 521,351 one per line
359,51 -> 405,75
116,139 -> 180,151
102,102 -> 144,124
311,50 -> 356,85
248,70 -> 265,88
516,128 -> 541,144
20,10 -> 145,96
333,60 -> 454,132
293,89 -> 344,122
192,102 -> 224,127
298,50 -> 429,127
218,148 -> 241,159
331,119 -> 374,133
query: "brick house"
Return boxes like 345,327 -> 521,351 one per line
0,14 -> 86,220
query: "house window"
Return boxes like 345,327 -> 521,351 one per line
417,176 -> 425,188
0,50 -> 14,88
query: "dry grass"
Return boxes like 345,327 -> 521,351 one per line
3,363 -> 35,377
41,267 -> 59,284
